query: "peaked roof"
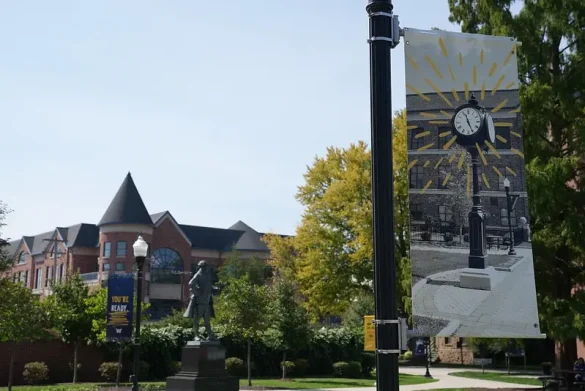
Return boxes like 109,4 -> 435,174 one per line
229,220 -> 269,252
99,173 -> 152,227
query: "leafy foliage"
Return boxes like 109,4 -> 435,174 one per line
218,250 -> 272,286
0,201 -> 13,273
342,292 -> 374,331
265,111 -> 411,320
22,362 -> 49,385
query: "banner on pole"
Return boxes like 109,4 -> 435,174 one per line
403,28 -> 542,338
364,315 -> 375,352
106,274 -> 135,341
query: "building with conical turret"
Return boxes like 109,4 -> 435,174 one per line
5,172 -> 283,318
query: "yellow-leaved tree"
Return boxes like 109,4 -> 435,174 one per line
264,110 -> 411,320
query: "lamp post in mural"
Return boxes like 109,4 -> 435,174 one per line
450,94 -> 497,269
130,235 -> 148,391
424,339 -> 432,378
503,178 -> 519,256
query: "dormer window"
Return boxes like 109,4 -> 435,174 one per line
18,251 -> 27,265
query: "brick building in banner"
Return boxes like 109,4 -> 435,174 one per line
406,91 -> 530,238
5,172 -> 283,319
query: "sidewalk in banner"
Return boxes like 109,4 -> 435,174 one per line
412,247 -> 541,337
265,367 -> 539,391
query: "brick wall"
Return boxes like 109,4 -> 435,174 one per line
435,337 -> 474,365
0,341 -> 105,386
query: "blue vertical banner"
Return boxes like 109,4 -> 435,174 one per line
106,274 -> 135,341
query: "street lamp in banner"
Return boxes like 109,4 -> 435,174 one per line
450,94 -> 496,269
130,235 -> 148,391
503,178 -> 519,256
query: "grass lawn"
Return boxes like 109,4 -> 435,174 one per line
449,371 -> 542,386
0,374 -> 436,391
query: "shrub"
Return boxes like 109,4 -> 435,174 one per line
402,351 -> 413,360
333,361 -> 361,378
98,362 -> 120,382
139,361 -> 150,379
444,232 -> 454,242
421,232 -> 431,241
168,361 -> 181,376
346,361 -> 362,378
361,353 -> 375,377
294,359 -> 309,376
23,362 -> 49,385
463,234 -> 470,242
226,357 -> 246,377
332,362 -> 349,378
280,361 -> 295,377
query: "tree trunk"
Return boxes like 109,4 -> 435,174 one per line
247,338 -> 252,387
8,349 -> 15,391
556,339 -> 577,370
282,351 -> 287,380
73,341 -> 79,383
116,343 -> 123,387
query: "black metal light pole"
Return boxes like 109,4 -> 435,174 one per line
467,147 -> 488,268
424,339 -> 432,378
367,1 -> 400,391
130,235 -> 148,391
503,178 -> 517,255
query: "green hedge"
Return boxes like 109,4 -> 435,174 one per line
128,323 -> 368,379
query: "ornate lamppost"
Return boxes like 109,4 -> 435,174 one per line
450,94 -> 497,269
503,177 -> 519,256
424,339 -> 432,378
130,235 -> 148,391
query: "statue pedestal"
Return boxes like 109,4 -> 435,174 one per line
166,340 -> 239,391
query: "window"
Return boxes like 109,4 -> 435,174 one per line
103,242 -> 111,258
24,271 -> 29,286
439,205 -> 452,223
116,263 -> 125,272
410,203 -> 423,220
409,165 -> 424,189
410,131 -> 425,150
17,271 -> 22,284
490,197 -> 499,207
151,248 -> 184,284
35,268 -> 42,290
103,263 -> 110,272
495,126 -> 511,149
437,127 -> 451,149
45,267 -> 51,287
437,165 -> 449,189
18,251 -> 27,265
59,264 -> 65,281
444,337 -> 452,345
500,208 -> 517,226
116,241 -> 127,257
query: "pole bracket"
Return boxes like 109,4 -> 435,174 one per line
367,14 -> 401,48
372,318 -> 409,351
377,349 -> 401,354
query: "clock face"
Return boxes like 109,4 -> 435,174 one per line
454,107 -> 482,136
486,113 -> 496,144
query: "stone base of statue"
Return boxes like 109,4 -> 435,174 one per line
166,340 -> 239,391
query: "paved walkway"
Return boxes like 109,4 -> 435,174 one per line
413,248 -> 541,338
268,367 -> 540,391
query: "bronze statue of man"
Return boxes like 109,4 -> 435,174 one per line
183,260 -> 218,341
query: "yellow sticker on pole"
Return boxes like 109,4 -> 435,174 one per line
364,315 -> 375,352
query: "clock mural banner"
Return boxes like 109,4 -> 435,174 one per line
403,28 -> 543,339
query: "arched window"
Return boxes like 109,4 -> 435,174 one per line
150,248 -> 183,284
18,251 -> 27,265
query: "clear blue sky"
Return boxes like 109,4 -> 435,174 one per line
2,1 -> 464,240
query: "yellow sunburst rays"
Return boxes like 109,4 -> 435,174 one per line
434,157 -> 444,169
440,110 -> 451,118
511,130 -> 522,138
442,172 -> 452,187
466,163 -> 471,198
509,107 -> 521,114
481,173 -> 491,189
408,159 -> 418,170
511,148 -> 525,158
493,166 -> 503,178
415,130 -> 431,139
506,167 -> 517,176
423,160 -> 431,167
484,140 -> 501,158
406,83 -> 431,101
457,150 -> 466,169
425,78 -> 453,108
443,136 -> 457,150
475,143 -> 488,165
421,180 -> 433,194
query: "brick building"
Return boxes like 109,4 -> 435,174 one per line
5,172 -> 281,318
407,91 -> 530,238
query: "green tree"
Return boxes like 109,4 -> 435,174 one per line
0,201 -> 13,273
218,250 -> 272,286
0,279 -> 53,391
215,275 -> 270,386
267,279 -> 311,379
342,292 -> 375,331
447,0 -> 585,368
48,273 -> 94,383
270,111 -> 411,320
